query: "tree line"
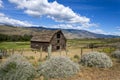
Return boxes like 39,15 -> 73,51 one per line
0,34 -> 32,41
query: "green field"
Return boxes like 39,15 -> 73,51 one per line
0,38 -> 119,49
0,39 -> 104,49
67,39 -> 106,48
0,42 -> 30,49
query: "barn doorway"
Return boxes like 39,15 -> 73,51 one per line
56,46 -> 60,50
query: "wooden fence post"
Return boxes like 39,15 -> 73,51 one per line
65,48 -> 68,56
8,49 -> 10,55
8,49 -> 10,56
59,48 -> 62,56
12,48 -> 15,55
48,45 -> 52,59
3,49 -> 5,56
0,49 -> 2,59
39,47 -> 42,61
20,48 -> 24,55
5,49 -> 7,56
80,47 -> 83,58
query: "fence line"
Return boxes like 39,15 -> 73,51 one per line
0,46 -> 118,60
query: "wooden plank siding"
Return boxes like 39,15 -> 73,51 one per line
50,31 -> 66,51
31,30 -> 66,51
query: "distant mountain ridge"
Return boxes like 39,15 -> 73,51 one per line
0,25 -> 120,39
29,26 -> 120,39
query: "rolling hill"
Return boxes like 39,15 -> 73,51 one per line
0,25 -> 119,39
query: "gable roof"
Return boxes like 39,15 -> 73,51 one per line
31,30 -> 63,42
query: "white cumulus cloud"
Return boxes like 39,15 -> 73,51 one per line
47,23 -> 98,30
112,32 -> 120,36
0,0 -> 3,8
0,13 -> 34,27
90,29 -> 108,34
116,26 -> 120,31
49,24 -> 77,29
9,0 -> 92,26
89,29 -> 120,36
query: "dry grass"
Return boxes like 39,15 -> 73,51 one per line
15,48 -> 93,63
34,62 -> 120,80
67,62 -> 120,80
1,48 -> 120,80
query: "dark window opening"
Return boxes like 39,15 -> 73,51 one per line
57,33 -> 60,38
57,40 -> 60,43
56,46 -> 60,50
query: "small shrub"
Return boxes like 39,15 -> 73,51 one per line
74,55 -> 80,59
25,56 -> 35,60
37,56 -> 80,79
29,56 -> 35,59
0,54 -> 36,80
112,50 -> 120,59
101,47 -> 116,54
80,52 -> 113,68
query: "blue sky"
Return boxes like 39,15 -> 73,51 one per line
0,0 -> 120,35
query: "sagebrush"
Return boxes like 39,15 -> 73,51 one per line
37,56 -> 80,79
0,54 -> 36,80
80,52 -> 113,68
112,50 -> 120,59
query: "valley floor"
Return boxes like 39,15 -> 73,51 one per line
0,41 -> 120,80
1,48 -> 119,80
35,60 -> 120,80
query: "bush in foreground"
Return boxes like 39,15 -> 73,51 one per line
0,54 -> 36,80
37,56 -> 80,79
80,52 -> 113,68
112,50 -> 120,59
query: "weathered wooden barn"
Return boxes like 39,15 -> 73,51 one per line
31,30 -> 66,51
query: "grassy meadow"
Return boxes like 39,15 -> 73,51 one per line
0,39 -> 120,80
0,42 -> 30,49
0,39 -> 106,49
